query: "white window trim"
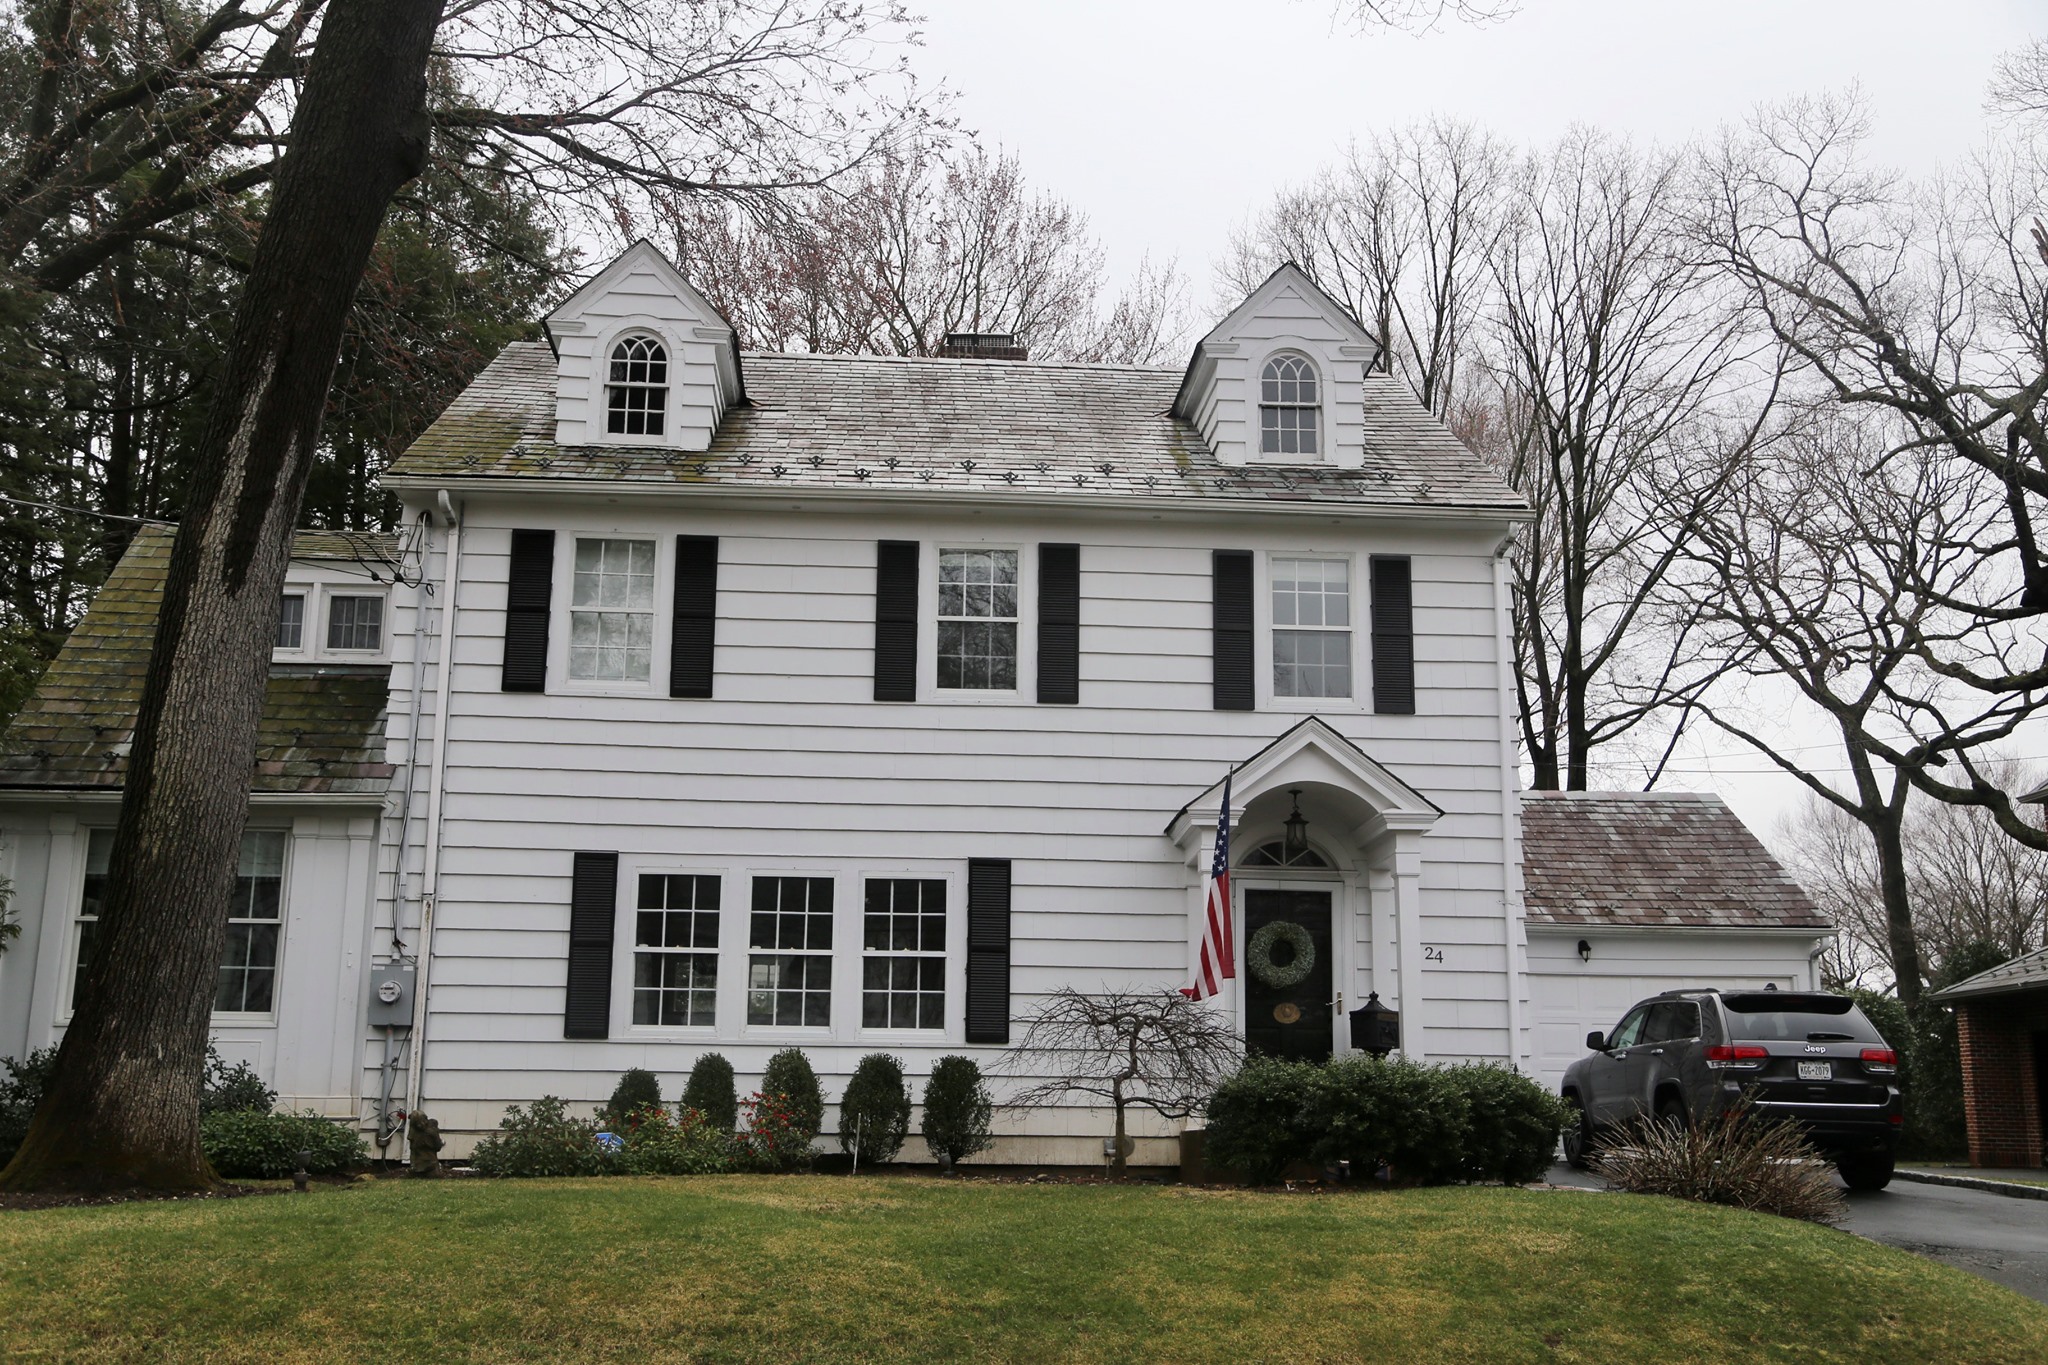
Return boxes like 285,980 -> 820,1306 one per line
619,864 -> 726,1037
740,870 -> 839,1036
921,539 -> 1033,703
1257,550 -> 1362,712
64,825 -> 291,1026
550,530 -> 670,695
274,589 -> 311,657
1256,349 -> 1324,463
319,585 -> 391,660
592,322 -> 678,448
856,873 -> 954,1038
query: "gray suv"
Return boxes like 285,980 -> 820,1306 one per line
1560,988 -> 1903,1190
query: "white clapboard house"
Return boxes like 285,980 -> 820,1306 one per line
0,245 -> 1833,1162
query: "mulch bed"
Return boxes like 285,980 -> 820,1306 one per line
0,1184 -> 290,1212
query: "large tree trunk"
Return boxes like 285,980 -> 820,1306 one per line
1873,805 -> 1925,1008
1,0 -> 444,1193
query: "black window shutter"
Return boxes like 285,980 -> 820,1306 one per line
1371,554 -> 1416,715
964,858 -> 1012,1044
1036,543 -> 1080,704
1212,550 -> 1255,711
874,540 -> 919,702
670,535 -> 718,699
502,528 -> 555,693
564,850 -> 619,1039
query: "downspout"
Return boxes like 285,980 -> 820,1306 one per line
401,490 -> 463,1151
1493,543 -> 1529,1072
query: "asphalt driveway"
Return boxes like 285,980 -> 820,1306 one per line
1546,1163 -> 2048,1304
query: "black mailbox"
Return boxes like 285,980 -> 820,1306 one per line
1350,991 -> 1400,1056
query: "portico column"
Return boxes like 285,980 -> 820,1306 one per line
1393,827 -> 1426,1062
1367,861 -> 1395,1014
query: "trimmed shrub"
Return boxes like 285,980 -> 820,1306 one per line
682,1053 -> 739,1131
470,1096 -> 615,1178
601,1068 -> 664,1130
1305,1055 -> 1469,1183
201,1051 -> 277,1116
921,1055 -> 996,1166
839,1054 -> 912,1164
201,1110 -> 367,1179
1443,1063 -> 1568,1186
1201,1056 -> 1320,1184
760,1049 -> 823,1150
0,1046 -> 58,1167
621,1106 -> 735,1175
736,1090 -> 812,1172
1594,1103 -> 1845,1223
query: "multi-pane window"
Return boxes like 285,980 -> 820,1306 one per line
747,877 -> 834,1027
862,879 -> 946,1030
276,593 -> 305,650
569,537 -> 656,682
1260,354 -> 1320,457
1272,558 -> 1352,698
326,594 -> 384,651
606,336 -> 668,436
633,874 -> 720,1026
217,831 -> 286,1012
77,829 -> 286,1013
937,548 -> 1018,690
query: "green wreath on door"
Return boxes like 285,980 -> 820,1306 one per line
1246,920 -> 1317,990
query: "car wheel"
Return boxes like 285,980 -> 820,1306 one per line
1839,1152 -> 1895,1192
1655,1094 -> 1688,1132
1562,1093 -> 1595,1171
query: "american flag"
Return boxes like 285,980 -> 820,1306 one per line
1183,775 -> 1234,1000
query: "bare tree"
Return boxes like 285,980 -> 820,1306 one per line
1006,988 -> 1241,1176
1329,0 -> 1517,32
1699,90 -> 2048,849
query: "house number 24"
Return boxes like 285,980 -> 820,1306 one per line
1423,946 -> 1444,964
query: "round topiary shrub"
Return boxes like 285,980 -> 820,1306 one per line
602,1068 -> 663,1129
1307,1055 -> 1469,1183
921,1055 -> 995,1166
760,1049 -> 823,1150
201,1110 -> 367,1179
1442,1062 -> 1566,1185
1202,1057 -> 1321,1184
839,1053 -> 911,1164
682,1052 -> 739,1131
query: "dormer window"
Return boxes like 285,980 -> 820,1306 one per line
606,335 -> 668,437
1259,354 -> 1320,458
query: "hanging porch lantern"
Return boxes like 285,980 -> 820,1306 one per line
1282,788 -> 1311,863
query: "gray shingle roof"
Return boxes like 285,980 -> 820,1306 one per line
385,342 -> 1527,514
0,527 -> 394,797
1930,947 -> 2048,1003
1521,790 -> 1831,931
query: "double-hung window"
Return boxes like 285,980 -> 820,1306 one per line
276,593 -> 306,650
633,874 -> 719,1026
862,879 -> 946,1029
1260,354 -> 1320,457
326,594 -> 384,652
747,876 -> 833,1027
570,537 -> 656,682
937,548 -> 1018,690
606,336 -> 668,436
1272,558 -> 1352,698
77,829 -> 286,1014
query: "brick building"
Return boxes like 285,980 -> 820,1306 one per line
1932,948 -> 2048,1170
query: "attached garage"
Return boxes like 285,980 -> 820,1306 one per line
1519,791 -> 1834,1094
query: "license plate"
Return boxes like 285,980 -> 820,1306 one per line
1797,1060 -> 1832,1081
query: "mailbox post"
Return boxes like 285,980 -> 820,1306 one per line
1349,991 -> 1400,1057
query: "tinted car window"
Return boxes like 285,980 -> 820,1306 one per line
1609,1007 -> 1649,1048
1643,1000 -> 1700,1043
1722,993 -> 1883,1043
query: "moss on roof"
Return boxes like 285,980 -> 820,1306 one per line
0,526 -> 392,796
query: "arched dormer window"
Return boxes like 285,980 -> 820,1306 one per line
1259,354 -> 1319,458
1239,839 -> 1330,869
606,335 -> 668,437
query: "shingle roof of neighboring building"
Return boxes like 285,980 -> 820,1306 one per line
1520,790 -> 1831,931
0,526 -> 395,797
384,342 -> 1527,514
1930,947 -> 2048,1003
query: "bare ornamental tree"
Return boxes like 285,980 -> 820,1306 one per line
1006,988 -> 1242,1177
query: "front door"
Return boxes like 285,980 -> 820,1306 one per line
1242,888 -> 1335,1063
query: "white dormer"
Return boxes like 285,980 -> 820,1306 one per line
544,240 -> 744,451
1173,263 -> 1382,469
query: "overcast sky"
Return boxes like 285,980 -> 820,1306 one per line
910,0 -> 2047,840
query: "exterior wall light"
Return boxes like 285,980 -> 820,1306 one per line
1283,789 -> 1310,862
1578,939 -> 1592,963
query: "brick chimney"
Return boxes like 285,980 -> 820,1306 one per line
936,332 -> 1028,361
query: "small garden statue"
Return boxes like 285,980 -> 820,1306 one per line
407,1109 -> 443,1177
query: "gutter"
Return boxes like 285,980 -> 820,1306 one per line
400,490 -> 463,1155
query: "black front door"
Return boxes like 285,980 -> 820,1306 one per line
1242,888 -> 1334,1063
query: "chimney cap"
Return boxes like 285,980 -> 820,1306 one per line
937,332 -> 1028,361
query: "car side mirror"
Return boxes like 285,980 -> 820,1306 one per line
1586,1030 -> 1607,1052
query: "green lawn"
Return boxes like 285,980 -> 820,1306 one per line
3,1176 -> 2043,1363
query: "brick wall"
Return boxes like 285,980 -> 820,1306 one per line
1956,993 -> 2048,1169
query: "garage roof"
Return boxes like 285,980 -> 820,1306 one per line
1930,947 -> 2048,1003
